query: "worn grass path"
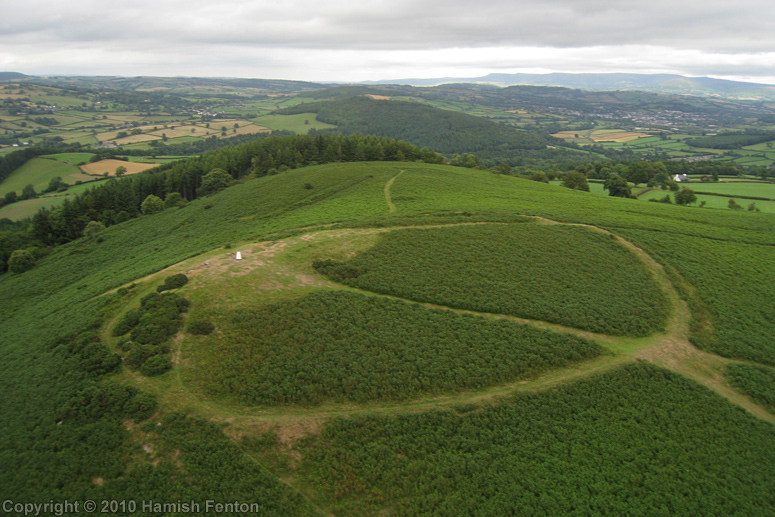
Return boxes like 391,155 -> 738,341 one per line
383,169 -> 404,213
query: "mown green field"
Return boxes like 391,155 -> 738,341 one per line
44,152 -> 96,165
638,189 -> 775,212
0,179 -> 116,221
0,157 -> 95,197
2,160 -> 775,514
690,181 -> 775,198
0,194 -> 76,220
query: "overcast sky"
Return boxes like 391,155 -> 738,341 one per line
2,0 -> 775,84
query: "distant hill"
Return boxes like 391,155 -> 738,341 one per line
277,95 -> 558,165
14,75 -> 327,95
365,73 -> 775,101
0,72 -> 28,82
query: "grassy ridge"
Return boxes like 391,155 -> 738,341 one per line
2,161 -> 775,508
188,290 -> 605,405
317,224 -> 668,336
295,363 -> 775,515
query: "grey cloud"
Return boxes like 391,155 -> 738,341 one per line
3,0 -> 774,52
2,0 -> 775,82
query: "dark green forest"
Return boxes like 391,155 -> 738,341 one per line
278,96 -> 565,165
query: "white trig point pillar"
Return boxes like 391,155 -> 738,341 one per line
235,251 -> 242,260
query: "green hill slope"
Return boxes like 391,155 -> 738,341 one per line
2,161 -> 775,514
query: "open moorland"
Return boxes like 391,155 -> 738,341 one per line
2,140 -> 775,514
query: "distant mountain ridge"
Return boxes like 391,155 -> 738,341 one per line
364,73 -> 775,101
0,72 -> 28,82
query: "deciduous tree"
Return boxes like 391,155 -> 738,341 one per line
674,188 -> 698,206
141,194 -> 164,215
561,171 -> 589,191
197,168 -> 232,196
604,175 -> 632,198
8,248 -> 35,273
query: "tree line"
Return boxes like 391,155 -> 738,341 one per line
0,134 -> 444,270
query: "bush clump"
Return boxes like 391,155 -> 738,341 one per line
112,291 -> 189,375
140,354 -> 172,377
112,308 -> 141,337
157,273 -> 189,293
8,249 -> 36,274
187,317 -> 216,336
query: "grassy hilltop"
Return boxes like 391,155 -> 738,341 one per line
2,161 -> 775,514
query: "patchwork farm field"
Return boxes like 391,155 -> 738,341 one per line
3,157 -> 775,514
79,159 -> 160,176
44,152 -> 96,165
553,129 -> 649,143
0,156 -> 93,196
689,181 -> 775,198
639,189 -> 775,212
0,194 -> 76,220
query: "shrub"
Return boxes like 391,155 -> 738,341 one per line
674,188 -> 698,206
124,392 -> 158,421
8,249 -> 36,274
187,317 -> 215,335
197,168 -> 233,196
528,171 -> 549,183
649,195 -> 672,204
141,194 -> 164,215
157,273 -> 189,293
560,171 -> 590,191
124,345 -> 161,370
112,308 -> 141,336
164,192 -> 186,209
140,354 -> 172,377
130,319 -> 182,346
